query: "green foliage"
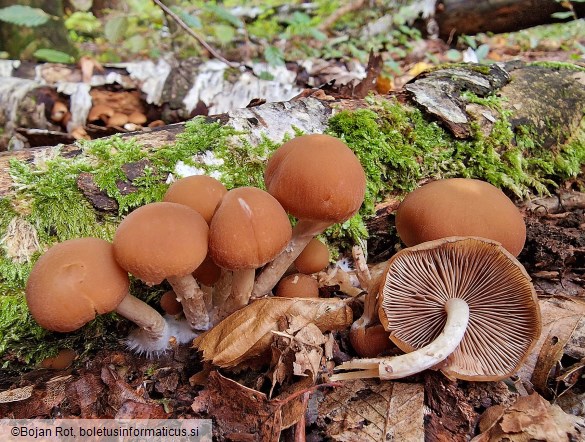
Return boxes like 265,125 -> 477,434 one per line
0,5 -> 51,27
104,16 -> 128,43
264,45 -> 285,67
33,48 -> 75,63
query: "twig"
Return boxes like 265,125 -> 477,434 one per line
318,0 -> 366,32
152,0 -> 239,69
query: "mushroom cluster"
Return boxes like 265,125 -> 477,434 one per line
24,133 -> 365,355
333,178 -> 542,382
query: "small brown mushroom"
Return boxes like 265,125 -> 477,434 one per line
87,104 -> 114,123
128,111 -> 147,125
163,175 -> 227,225
113,202 -> 210,330
160,290 -> 183,316
209,186 -> 292,319
275,273 -> 320,298
294,237 -> 330,274
50,102 -> 68,123
40,349 -> 77,370
25,238 -> 185,354
107,112 -> 129,128
332,237 -> 541,381
193,255 -> 222,286
395,178 -> 526,256
253,134 -> 366,297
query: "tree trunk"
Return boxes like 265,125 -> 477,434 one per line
436,0 -> 585,39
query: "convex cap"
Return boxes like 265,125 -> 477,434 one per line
265,134 -> 366,223
113,202 -> 209,285
209,187 -> 292,270
395,178 -> 526,256
26,238 -> 129,332
163,175 -> 227,224
379,236 -> 541,381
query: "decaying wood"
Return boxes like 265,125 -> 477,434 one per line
436,0 -> 585,39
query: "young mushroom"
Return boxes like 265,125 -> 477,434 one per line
252,134 -> 366,297
113,202 -> 210,331
395,178 -> 526,256
25,237 -> 188,354
275,273 -> 320,298
208,186 -> 292,320
332,237 -> 541,381
294,238 -> 330,274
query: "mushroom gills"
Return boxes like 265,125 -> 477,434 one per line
331,298 -> 470,380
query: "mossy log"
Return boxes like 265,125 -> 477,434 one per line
0,61 -> 584,366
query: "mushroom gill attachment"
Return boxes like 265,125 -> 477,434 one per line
332,237 -> 541,381
113,202 -> 210,330
395,178 -> 526,256
253,134 -> 366,297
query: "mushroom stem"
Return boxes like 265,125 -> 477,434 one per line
252,219 -> 331,297
167,275 -> 210,331
216,269 -> 255,321
331,298 -> 470,380
115,293 -> 167,340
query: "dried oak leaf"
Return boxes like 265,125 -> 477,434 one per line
194,298 -> 352,368
316,379 -> 425,441
472,392 -> 584,442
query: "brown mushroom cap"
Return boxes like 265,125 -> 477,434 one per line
193,254 -> 222,286
51,102 -> 68,122
264,134 -> 366,223
379,236 -> 541,381
25,238 -> 130,333
40,348 -> 77,370
294,237 -> 330,274
128,111 -> 147,125
209,186 -> 292,270
88,104 -> 114,122
275,273 -> 320,298
113,202 -> 209,285
163,175 -> 227,225
160,290 -> 183,316
107,112 -> 129,127
395,178 -> 526,256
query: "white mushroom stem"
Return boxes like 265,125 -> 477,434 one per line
115,294 -> 167,341
212,269 -> 233,308
167,274 -> 210,331
252,219 -> 331,297
331,298 -> 470,381
216,269 -> 255,321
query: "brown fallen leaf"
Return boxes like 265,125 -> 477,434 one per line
316,379 -> 425,441
115,400 -> 167,419
517,295 -> 585,397
472,392 -> 585,442
191,371 -> 315,441
194,297 -> 352,368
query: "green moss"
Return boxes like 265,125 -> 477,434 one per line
527,61 -> 585,71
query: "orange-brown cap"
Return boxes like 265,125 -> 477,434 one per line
294,238 -> 330,274
193,254 -> 222,286
88,104 -> 114,122
395,178 -> 526,256
25,238 -> 130,333
209,187 -> 292,270
163,175 -> 227,225
107,112 -> 129,127
275,273 -> 320,298
264,134 -> 366,223
113,202 -> 209,285
160,290 -> 183,316
379,236 -> 541,381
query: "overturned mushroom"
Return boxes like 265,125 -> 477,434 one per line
253,134 -> 366,297
113,202 -> 210,331
395,178 -> 526,256
25,237 -> 189,354
332,237 -> 541,381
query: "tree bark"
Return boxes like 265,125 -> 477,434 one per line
436,0 -> 585,39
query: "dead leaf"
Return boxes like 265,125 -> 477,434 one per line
115,400 -> 167,419
100,365 -> 148,410
471,392 -> 585,442
517,295 -> 585,397
316,379 -> 425,441
191,371 -> 313,442
194,298 -> 352,368
66,373 -> 103,418
0,385 -> 33,403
